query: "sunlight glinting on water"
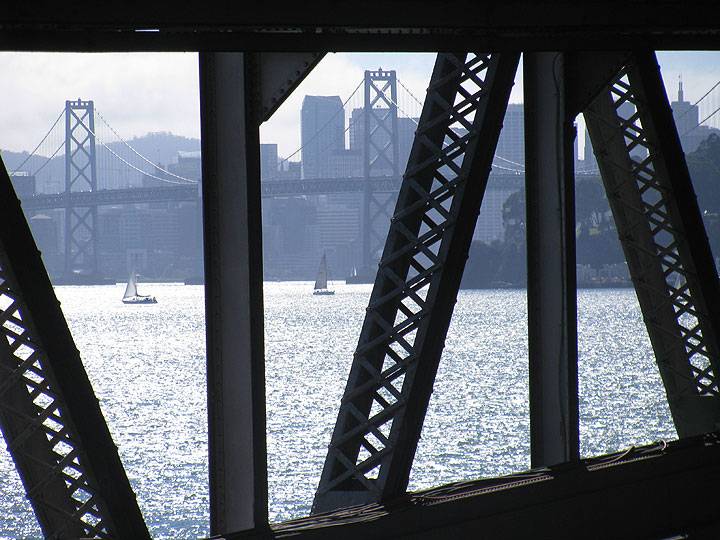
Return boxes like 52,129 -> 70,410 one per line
0,284 -> 675,538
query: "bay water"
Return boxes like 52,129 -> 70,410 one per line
0,283 -> 676,538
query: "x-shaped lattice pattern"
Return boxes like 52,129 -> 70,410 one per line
0,256 -> 110,537
594,67 -> 719,396
65,102 -> 98,275
316,53 -> 514,508
364,71 -> 400,266
67,207 -> 96,270
67,107 -> 95,192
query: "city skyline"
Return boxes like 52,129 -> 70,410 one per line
0,51 -> 718,160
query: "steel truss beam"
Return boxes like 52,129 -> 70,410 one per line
4,2 -> 720,52
64,99 -> 98,279
0,160 -> 148,538
313,51 -> 520,513
585,51 -> 720,436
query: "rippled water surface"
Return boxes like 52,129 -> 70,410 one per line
0,284 -> 675,538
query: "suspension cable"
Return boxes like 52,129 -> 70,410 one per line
278,79 -> 364,166
11,109 -> 64,174
381,91 -> 419,126
85,124 -> 197,186
675,78 -> 720,122
397,78 -> 425,108
683,104 -> 720,136
94,108 -> 196,183
29,140 -> 65,177
494,154 -> 525,169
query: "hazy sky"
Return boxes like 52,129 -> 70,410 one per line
0,51 -> 717,159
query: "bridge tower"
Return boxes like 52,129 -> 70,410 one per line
64,99 -> 99,280
361,69 -> 400,274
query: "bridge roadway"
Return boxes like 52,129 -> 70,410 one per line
19,173 -> 528,210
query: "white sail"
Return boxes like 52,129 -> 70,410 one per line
314,254 -> 328,290
123,271 -> 138,299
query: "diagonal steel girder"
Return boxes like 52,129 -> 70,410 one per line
584,50 -> 720,437
313,51 -> 520,514
0,159 -> 149,538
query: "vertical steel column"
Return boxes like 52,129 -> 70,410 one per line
199,52 -> 268,534
63,99 -> 98,279
584,51 -> 720,436
362,69 -> 400,273
0,159 -> 149,538
314,52 -> 519,514
524,53 -> 580,467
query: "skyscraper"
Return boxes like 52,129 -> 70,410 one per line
670,79 -> 719,153
260,143 -> 278,180
301,96 -> 345,179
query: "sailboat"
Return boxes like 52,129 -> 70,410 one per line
313,253 -> 335,296
122,270 -> 157,304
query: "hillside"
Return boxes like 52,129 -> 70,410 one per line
1,131 -> 200,192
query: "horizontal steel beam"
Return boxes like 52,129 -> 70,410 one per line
221,433 -> 720,539
2,2 -> 720,51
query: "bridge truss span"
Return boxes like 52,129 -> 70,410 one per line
0,160 -> 150,538
313,51 -> 521,513
585,52 -> 720,436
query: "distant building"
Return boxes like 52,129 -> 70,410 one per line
139,151 -> 201,188
169,151 -> 202,182
28,212 -> 61,276
301,96 -> 345,179
473,174 -> 523,244
581,124 -> 598,172
397,117 -> 417,173
97,203 -> 198,280
277,161 -> 302,180
9,172 -> 36,198
261,144 -> 279,180
495,103 -> 524,168
671,79 -> 720,153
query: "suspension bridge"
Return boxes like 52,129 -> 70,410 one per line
10,69 -> 534,282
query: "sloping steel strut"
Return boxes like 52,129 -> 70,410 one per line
313,51 -> 520,513
0,159 -> 149,538
585,51 -> 720,437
